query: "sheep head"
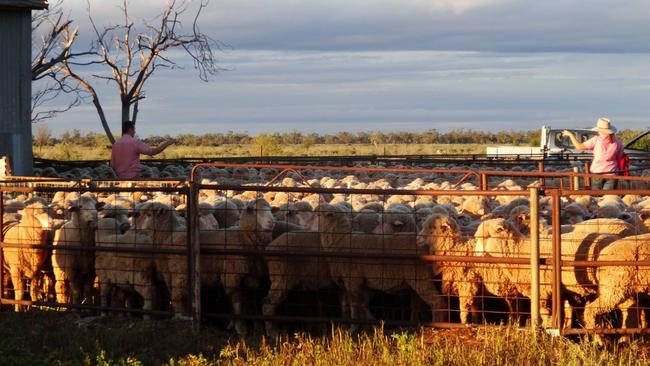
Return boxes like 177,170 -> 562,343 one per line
240,199 -> 275,232
65,195 -> 102,228
474,218 -> 521,257
313,203 -> 352,235
416,214 -> 460,252
21,202 -> 55,230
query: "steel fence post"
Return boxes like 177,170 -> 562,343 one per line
572,167 -> 580,191
550,189 -> 562,331
529,187 -> 541,332
187,182 -> 201,330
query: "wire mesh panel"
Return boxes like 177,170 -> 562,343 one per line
6,163 -> 650,341
191,163 -> 534,335
0,180 -> 193,320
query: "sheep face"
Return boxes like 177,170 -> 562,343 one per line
474,218 -> 517,256
416,214 -> 459,248
241,199 -> 275,232
139,202 -> 177,232
67,196 -> 103,228
23,203 -> 55,230
313,203 -> 351,234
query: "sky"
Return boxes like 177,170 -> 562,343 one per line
38,0 -> 650,137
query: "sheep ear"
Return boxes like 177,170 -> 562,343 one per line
495,223 -> 506,233
640,211 -> 650,221
155,206 -> 167,217
96,202 -> 105,211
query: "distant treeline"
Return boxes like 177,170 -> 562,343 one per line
33,128 -> 645,147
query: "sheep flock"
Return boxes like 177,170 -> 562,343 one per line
3,162 -> 650,341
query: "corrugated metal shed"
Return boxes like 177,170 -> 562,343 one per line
0,0 -> 46,175
0,1 -> 48,10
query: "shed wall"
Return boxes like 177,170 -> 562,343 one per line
0,9 -> 34,175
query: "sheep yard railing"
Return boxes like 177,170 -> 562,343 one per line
0,163 -> 650,339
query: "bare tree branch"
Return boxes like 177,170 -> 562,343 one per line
31,1 -> 88,123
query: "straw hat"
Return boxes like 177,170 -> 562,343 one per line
591,117 -> 617,135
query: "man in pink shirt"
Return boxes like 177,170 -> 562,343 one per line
562,117 -> 623,190
110,121 -> 175,179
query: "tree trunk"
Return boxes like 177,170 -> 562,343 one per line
121,101 -> 131,126
92,93 -> 115,144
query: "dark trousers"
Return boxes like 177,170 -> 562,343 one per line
591,177 -> 618,190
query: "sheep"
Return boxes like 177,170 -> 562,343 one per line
94,217 -> 156,314
315,203 -> 443,328
2,202 -> 58,311
351,209 -> 381,234
199,198 -> 276,335
459,196 -> 492,218
417,214 -> 483,324
101,204 -> 132,231
263,229 -> 348,336
474,218 -> 633,327
583,233 -> 650,337
51,195 -> 103,306
214,199 -> 240,228
198,202 -> 219,230
373,204 -> 417,234
137,201 -> 188,316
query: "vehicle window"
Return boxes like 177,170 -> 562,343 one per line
627,133 -> 650,151
554,132 -> 574,149
579,132 -> 596,143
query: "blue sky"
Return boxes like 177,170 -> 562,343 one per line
39,0 -> 650,137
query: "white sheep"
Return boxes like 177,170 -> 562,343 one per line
2,202 -> 59,311
583,233 -> 650,337
95,217 -> 156,314
199,198 -> 276,335
52,195 -> 103,305
316,203 -> 443,329
475,217 -> 633,327
138,201 -> 188,316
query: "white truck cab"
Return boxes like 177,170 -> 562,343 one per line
487,126 -> 597,158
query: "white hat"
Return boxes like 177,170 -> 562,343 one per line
591,117 -> 617,135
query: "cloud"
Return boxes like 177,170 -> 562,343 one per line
50,0 -> 650,53
43,50 -> 650,136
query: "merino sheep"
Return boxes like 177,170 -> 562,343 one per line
52,195 -> 103,305
95,217 -> 156,314
138,202 -> 188,316
316,203 -> 443,328
3,202 -> 58,310
373,204 -> 417,234
417,214 -> 482,324
583,233 -> 650,335
214,199 -> 240,228
199,198 -> 276,335
263,229 -> 348,336
475,218 -> 632,327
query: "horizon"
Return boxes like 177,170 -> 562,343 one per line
37,1 -> 650,137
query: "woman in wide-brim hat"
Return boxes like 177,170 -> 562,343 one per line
562,117 -> 623,190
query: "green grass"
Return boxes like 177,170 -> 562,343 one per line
1,311 -> 648,365
33,143 -> 490,161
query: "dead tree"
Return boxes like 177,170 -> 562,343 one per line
31,1 -> 90,123
62,0 -> 224,144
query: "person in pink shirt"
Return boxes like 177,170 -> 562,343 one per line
562,117 -> 623,190
110,121 -> 175,179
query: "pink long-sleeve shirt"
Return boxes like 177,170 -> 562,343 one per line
110,134 -> 155,179
583,135 -> 623,174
